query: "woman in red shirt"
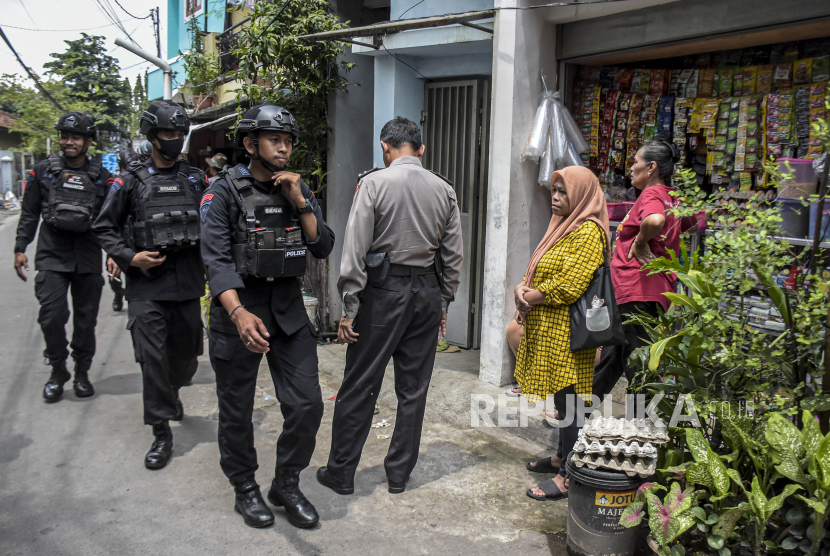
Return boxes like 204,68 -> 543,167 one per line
593,137 -> 691,398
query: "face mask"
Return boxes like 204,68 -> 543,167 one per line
156,137 -> 184,161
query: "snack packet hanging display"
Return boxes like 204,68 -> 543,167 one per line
813,56 -> 830,83
742,66 -> 758,96
793,59 -> 813,86
757,65 -> 774,94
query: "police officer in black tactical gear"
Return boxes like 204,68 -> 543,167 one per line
135,140 -> 153,163
200,104 -> 334,530
92,100 -> 206,471
14,112 -> 112,403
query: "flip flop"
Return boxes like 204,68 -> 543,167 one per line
526,457 -> 560,473
504,385 -> 522,397
527,478 -> 568,501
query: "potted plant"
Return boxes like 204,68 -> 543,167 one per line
615,128 -> 830,553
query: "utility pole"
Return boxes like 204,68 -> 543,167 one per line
152,7 -> 161,58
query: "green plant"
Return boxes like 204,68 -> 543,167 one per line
181,17 -> 220,98
228,0 -> 353,192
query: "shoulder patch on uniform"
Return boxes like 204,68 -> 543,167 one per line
108,177 -> 124,195
428,169 -> 453,187
200,193 -> 214,223
357,167 -> 382,181
353,183 -> 361,202
237,166 -> 251,176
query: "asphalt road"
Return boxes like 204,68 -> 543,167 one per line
0,209 -> 568,556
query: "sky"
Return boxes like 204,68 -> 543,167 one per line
1,0 -> 172,92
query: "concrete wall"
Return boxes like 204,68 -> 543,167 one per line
391,0 -> 494,20
479,0 -> 557,386
372,55 -> 426,168
326,2 -> 389,327
558,0 -> 830,60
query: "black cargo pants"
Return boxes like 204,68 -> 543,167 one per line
325,267 -> 442,487
127,299 -> 203,425
209,314 -> 323,485
35,270 -> 104,368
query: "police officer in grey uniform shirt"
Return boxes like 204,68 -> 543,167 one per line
317,117 -> 463,495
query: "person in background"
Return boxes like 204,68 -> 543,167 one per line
512,165 -> 609,502
14,112 -> 112,402
135,140 -> 153,163
205,153 -> 228,183
108,151 -> 138,312
592,137 -> 691,400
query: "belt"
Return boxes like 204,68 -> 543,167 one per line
388,263 -> 436,277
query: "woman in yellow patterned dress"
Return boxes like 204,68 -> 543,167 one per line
513,165 -> 608,501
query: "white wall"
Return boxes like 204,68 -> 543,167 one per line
479,0 -> 556,386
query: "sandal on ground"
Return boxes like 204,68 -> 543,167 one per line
527,478 -> 568,501
504,385 -> 522,397
526,457 -> 560,473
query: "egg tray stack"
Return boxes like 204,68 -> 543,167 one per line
570,416 -> 669,478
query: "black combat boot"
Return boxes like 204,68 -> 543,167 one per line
43,360 -> 71,403
233,479 -> 275,528
145,422 -> 173,470
73,363 -> 95,398
268,469 -> 319,528
172,390 -> 184,421
112,291 -> 123,312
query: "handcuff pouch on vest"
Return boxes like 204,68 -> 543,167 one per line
227,165 -> 307,281
44,154 -> 101,233
366,252 -> 389,288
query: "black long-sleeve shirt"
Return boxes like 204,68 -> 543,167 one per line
91,160 -> 206,302
15,158 -> 112,274
200,171 -> 335,336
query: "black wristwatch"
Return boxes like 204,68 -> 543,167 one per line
295,201 -> 313,216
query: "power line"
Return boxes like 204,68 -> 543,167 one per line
381,43 -> 429,82
2,22 -> 123,32
0,26 -> 64,110
397,0 -> 425,20
111,0 -> 153,20
15,0 -> 36,26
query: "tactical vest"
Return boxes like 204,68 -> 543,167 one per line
126,161 -> 201,251
43,154 -> 102,233
225,164 -> 307,280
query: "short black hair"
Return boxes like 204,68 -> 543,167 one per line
380,117 -> 422,151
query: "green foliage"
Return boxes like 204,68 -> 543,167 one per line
229,0 -> 354,192
43,33 -> 132,138
1,33 -> 134,153
181,17 -> 220,97
0,74 -> 100,155
628,165 -> 829,434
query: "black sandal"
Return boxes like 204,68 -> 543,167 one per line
526,478 -> 568,501
526,457 -> 560,473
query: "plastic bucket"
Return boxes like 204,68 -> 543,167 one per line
566,453 -> 652,556
777,199 -> 810,239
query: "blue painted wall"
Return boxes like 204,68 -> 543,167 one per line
391,0 -> 494,20
147,58 -> 187,101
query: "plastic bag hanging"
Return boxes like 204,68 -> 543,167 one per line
522,90 -> 556,162
554,92 -> 589,155
538,135 -> 555,188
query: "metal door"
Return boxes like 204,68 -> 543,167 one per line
422,78 -> 490,349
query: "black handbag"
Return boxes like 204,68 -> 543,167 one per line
569,224 -> 625,352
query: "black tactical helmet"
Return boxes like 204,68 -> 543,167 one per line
135,139 -> 153,160
236,104 -> 299,148
118,150 -> 137,167
55,112 -> 98,140
139,100 -> 190,136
